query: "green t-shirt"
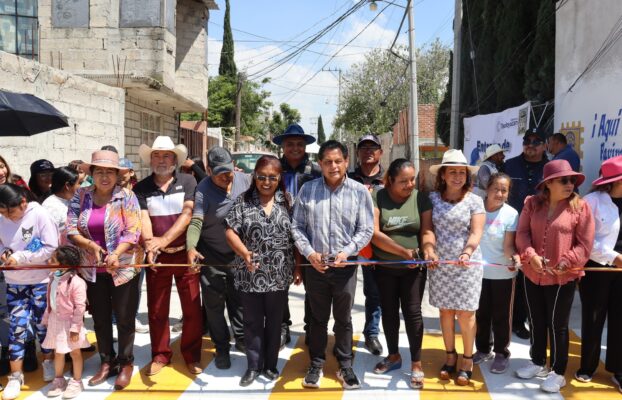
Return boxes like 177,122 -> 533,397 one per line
371,188 -> 433,262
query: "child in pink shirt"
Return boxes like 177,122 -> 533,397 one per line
42,246 -> 89,399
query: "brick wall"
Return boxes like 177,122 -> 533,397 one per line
175,0 -> 209,108
0,51 -> 125,181
392,104 -> 439,145
124,94 -> 177,179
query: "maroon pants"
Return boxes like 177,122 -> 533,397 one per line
146,251 -> 203,364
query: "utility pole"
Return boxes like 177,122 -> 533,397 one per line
407,1 -> 419,172
449,0 -> 462,149
321,67 -> 342,141
234,72 -> 244,151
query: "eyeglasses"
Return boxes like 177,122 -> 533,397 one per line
523,139 -> 544,146
255,175 -> 279,182
556,176 -> 577,185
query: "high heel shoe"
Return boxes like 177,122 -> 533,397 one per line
439,350 -> 457,380
456,354 -> 473,386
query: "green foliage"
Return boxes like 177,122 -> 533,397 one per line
523,0 -> 555,103
437,51 -> 452,146
317,115 -> 326,144
180,112 -> 203,121
268,103 -> 301,137
207,75 -> 236,128
335,41 -> 450,137
219,0 -> 237,78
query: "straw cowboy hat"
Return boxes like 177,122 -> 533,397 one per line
138,136 -> 188,168
535,159 -> 585,190
482,144 -> 506,161
592,155 -> 622,186
82,150 -> 129,174
429,149 -> 479,175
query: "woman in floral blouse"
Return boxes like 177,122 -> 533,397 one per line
66,150 -> 142,391
225,155 -> 298,387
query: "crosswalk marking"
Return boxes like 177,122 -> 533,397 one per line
13,327 -> 622,399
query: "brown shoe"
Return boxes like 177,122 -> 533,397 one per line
145,360 -> 167,376
186,362 -> 202,375
88,362 -> 118,386
114,364 -> 133,390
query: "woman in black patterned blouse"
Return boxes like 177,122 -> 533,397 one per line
225,155 -> 299,387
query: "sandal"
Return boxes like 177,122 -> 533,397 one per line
373,356 -> 402,374
439,350 -> 457,380
410,369 -> 424,389
456,354 -> 473,386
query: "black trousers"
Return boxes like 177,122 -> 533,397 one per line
373,266 -> 426,362
306,266 -> 357,368
512,270 -> 529,330
240,290 -> 288,371
86,273 -> 140,365
578,265 -> 622,375
524,275 -> 575,375
200,265 -> 244,353
475,278 -> 515,357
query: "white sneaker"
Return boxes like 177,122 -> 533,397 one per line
3,372 -> 23,400
541,371 -> 566,393
516,361 -> 549,379
135,319 -> 149,334
42,359 -> 55,382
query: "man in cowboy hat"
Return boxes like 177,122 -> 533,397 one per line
347,133 -> 384,356
132,135 -> 203,376
474,144 -> 507,197
504,127 -> 548,340
186,146 -> 251,370
272,123 -> 321,348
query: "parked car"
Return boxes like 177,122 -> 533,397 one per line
231,151 -> 276,173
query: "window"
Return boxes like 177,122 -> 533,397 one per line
0,0 -> 38,59
52,0 -> 89,28
139,112 -> 162,176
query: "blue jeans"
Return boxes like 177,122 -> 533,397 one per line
362,263 -> 381,338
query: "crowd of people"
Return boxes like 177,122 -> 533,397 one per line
0,123 -> 619,399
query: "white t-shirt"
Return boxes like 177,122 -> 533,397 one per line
42,194 -> 69,243
480,203 -> 519,279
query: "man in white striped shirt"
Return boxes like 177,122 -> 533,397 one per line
292,140 -> 374,390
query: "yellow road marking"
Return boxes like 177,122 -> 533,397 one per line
18,331 -> 98,398
420,333 -> 491,399
104,336 -> 214,400
563,330 -> 619,399
269,334 -> 359,400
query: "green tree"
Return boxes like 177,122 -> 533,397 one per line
436,51 -> 452,146
317,115 -> 326,144
268,103 -> 301,137
218,0 -> 237,78
335,43 -> 450,137
523,0 -> 555,103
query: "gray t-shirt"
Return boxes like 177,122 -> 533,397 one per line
192,172 -> 252,264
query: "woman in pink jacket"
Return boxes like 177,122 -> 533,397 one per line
515,159 -> 595,393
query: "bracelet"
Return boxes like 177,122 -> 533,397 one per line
459,252 -> 471,258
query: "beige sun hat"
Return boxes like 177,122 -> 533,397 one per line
82,150 -> 129,174
138,136 -> 188,168
483,144 -> 507,161
429,149 -> 480,175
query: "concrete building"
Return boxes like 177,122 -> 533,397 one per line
555,0 -> 622,190
0,0 -> 218,179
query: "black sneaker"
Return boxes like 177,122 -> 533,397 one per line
364,336 -> 383,356
512,325 -> 530,340
279,327 -> 291,350
302,366 -> 323,388
337,367 -> 360,390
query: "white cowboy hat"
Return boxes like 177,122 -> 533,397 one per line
429,149 -> 480,175
483,144 -> 507,161
138,136 -> 188,168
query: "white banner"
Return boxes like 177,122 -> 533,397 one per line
463,102 -> 531,165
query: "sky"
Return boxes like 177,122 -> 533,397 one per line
207,0 -> 455,139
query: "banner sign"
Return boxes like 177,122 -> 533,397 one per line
463,102 -> 531,165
